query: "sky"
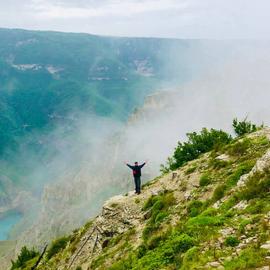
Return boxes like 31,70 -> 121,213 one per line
0,0 -> 269,39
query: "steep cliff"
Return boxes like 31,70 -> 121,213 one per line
12,127 -> 270,270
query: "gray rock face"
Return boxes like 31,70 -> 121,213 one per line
238,147 -> 270,187
64,194 -> 142,269
261,241 -> 270,251
233,200 -> 248,210
216,154 -> 230,161
256,266 -> 270,270
206,261 -> 224,269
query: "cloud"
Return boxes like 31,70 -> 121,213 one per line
29,0 -> 188,19
0,1 -> 270,41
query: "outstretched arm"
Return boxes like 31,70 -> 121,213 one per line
124,161 -> 134,170
139,161 -> 148,168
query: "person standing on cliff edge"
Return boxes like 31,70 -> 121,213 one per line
125,161 -> 147,194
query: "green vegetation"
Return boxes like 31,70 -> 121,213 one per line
245,199 -> 269,214
185,165 -> 197,175
212,184 -> 226,202
161,119 -> 264,174
233,118 -> 260,137
210,159 -> 255,203
225,236 -> 240,247
199,173 -> 212,187
11,246 -> 39,270
227,138 -> 251,156
224,247 -> 267,269
181,246 -> 200,270
185,215 -> 224,236
228,161 -> 255,185
46,236 -> 70,260
161,128 -> 232,172
209,158 -> 229,169
109,233 -> 195,270
142,191 -> 176,240
187,200 -> 204,217
237,169 -> 270,200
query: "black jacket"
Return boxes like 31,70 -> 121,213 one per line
126,163 -> 145,177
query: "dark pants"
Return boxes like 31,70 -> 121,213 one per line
134,176 -> 141,194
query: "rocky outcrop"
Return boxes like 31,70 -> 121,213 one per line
238,128 -> 270,187
11,128 -> 270,270
65,194 -> 142,269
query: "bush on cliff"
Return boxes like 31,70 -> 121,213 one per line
11,246 -> 39,270
161,128 -> 232,172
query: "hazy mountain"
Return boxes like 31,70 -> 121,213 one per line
0,28 -> 186,156
0,28 -> 203,247
0,28 -> 196,190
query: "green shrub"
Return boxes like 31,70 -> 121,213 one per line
226,160 -> 255,187
154,212 -> 168,223
224,247 -> 267,269
109,234 -> 124,247
199,173 -> 212,187
143,192 -> 175,213
152,200 -> 164,212
11,246 -> 39,270
233,118 -> 259,137
239,219 -> 251,234
161,128 -> 232,171
135,198 -> 140,204
228,138 -> 251,156
110,232 -> 195,270
162,192 -> 176,207
181,246 -> 200,270
142,192 -> 176,240
225,236 -> 240,247
210,160 -> 255,204
134,233 -> 195,270
245,199 -> 268,214
185,215 -> 224,239
76,267 -> 82,270
47,236 -> 70,260
137,244 -> 147,259
110,254 -> 135,270
200,207 -> 218,217
238,170 -> 270,200
209,158 -> 229,169
172,234 -> 195,253
220,196 -> 238,211
212,184 -> 226,202
142,195 -> 159,211
224,209 -> 236,218
185,166 -> 197,175
147,233 -> 167,250
187,200 -> 204,217
187,216 -> 224,229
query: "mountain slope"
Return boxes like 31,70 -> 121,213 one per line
14,127 -> 270,270
0,28 -> 200,244
0,28 -> 194,157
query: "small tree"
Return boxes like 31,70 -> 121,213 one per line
161,128 -> 232,172
11,246 -> 39,269
232,118 -> 260,137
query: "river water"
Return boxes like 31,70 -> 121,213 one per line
0,211 -> 22,240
